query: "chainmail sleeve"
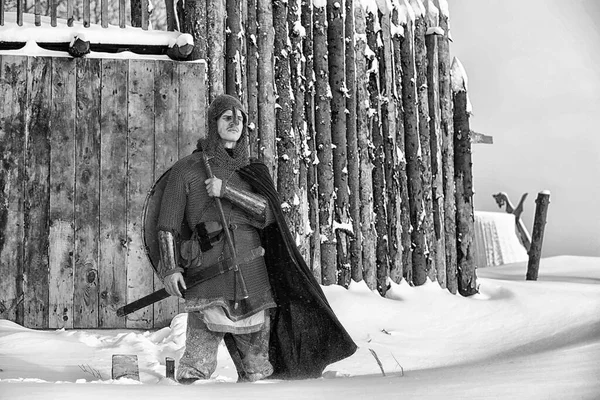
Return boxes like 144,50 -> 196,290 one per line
157,162 -> 188,235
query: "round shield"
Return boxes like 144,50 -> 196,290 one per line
142,168 -> 192,277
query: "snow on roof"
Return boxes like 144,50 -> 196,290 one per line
0,12 -> 180,46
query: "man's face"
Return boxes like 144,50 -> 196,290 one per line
217,108 -> 244,146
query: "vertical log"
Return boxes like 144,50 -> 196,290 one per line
119,0 -> 125,28
226,0 -> 245,101
399,0 -> 429,286
246,0 -> 259,158
127,60 -> 155,328
101,0 -> 107,28
83,0 -> 90,27
379,4 -> 404,286
130,0 -> 141,27
207,0 -> 226,101
354,2 -> 375,288
51,0 -> 57,27
274,0 -> 297,231
49,57 -> 75,329
35,0 -> 41,26
182,0 -> 208,61
257,0 -> 277,179
526,191 -> 551,281
451,57 -> 477,296
327,0 -> 350,287
17,0 -> 23,26
313,2 -> 335,285
153,60 -> 180,327
141,0 -> 149,29
410,0 -> 436,283
434,0 -> 457,293
366,6 -> 389,293
302,0 -> 321,281
1,0 -> 4,26
391,3 -> 412,281
0,55 -> 26,325
23,57 -> 51,329
289,0 -> 310,260
425,0 -> 446,287
99,59 -> 128,328
345,0 -> 363,284
74,57 -> 101,328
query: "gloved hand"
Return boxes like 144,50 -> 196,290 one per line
164,272 -> 186,298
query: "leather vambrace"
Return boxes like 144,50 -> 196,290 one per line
158,230 -> 184,279
222,182 -> 268,223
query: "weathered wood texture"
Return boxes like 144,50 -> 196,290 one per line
526,191 -> 550,281
0,55 -> 205,329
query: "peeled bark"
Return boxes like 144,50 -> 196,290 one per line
400,3 -> 429,286
391,4 -> 413,281
313,3 -> 336,285
436,0 -> 458,293
366,8 -> 389,295
379,6 -> 403,285
354,3 -> 376,289
345,0 -> 364,284
425,2 -> 447,288
452,57 -> 477,296
327,0 -> 350,287
257,0 -> 277,178
411,0 -> 436,283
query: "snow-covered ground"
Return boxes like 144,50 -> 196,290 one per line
1,256 -> 599,399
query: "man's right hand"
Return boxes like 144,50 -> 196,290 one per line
164,272 -> 187,298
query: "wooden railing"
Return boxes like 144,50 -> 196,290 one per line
0,0 -> 149,29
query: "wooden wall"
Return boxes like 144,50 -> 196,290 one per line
0,55 -> 206,329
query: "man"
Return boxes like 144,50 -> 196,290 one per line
156,94 -> 356,383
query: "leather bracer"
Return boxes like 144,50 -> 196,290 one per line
222,182 -> 268,222
158,230 -> 183,279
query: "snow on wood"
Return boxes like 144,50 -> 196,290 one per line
396,0 -> 415,25
408,0 -> 425,18
359,0 -> 379,15
312,0 -> 327,9
433,0 -> 449,18
374,0 -> 393,15
450,56 -> 472,113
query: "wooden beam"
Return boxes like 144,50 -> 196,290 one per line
471,130 -> 494,144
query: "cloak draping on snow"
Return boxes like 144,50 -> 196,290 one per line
238,161 -> 357,379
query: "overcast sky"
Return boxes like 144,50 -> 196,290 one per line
448,0 -> 600,257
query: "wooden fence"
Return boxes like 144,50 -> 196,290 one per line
0,54 -> 206,329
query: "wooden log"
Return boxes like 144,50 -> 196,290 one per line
257,0 -> 277,179
1,0 -> 4,26
35,0 -> 41,26
112,354 -> 139,380
289,0 -> 310,261
141,0 -> 149,30
345,0 -> 363,284
119,0 -> 126,28
74,57 -> 101,328
182,0 -> 207,61
526,191 -> 551,281
399,0 -> 429,286
410,0 -> 436,283
451,56 -> 477,296
83,0 -> 90,27
380,3 -> 404,286
17,0 -> 23,26
127,60 -> 155,329
165,357 -> 175,379
0,55 -> 27,324
152,60 -> 181,327
433,0 -> 457,293
178,62 -> 206,155
366,6 -> 389,293
301,0 -> 321,281
130,0 -> 141,27
425,0 -> 447,288
99,59 -> 128,328
49,57 -> 76,329
246,0 -> 259,158
101,0 -> 107,28
391,3 -> 413,281
313,2 -> 335,285
23,56 -> 51,329
354,1 -> 376,288
226,0 -> 245,100
327,0 -> 351,287
207,0 -> 226,101
51,0 -> 57,27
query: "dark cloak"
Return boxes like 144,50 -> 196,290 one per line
238,161 -> 358,379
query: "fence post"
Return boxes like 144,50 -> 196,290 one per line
526,191 -> 551,281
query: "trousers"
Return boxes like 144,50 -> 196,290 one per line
177,311 -> 273,383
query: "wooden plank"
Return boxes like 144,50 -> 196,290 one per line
178,62 -> 206,157
74,57 -> 101,328
471,130 -> 494,144
153,60 -> 179,327
23,56 -> 51,329
49,57 -> 76,329
0,55 -> 27,324
99,59 -> 129,328
127,60 -> 155,329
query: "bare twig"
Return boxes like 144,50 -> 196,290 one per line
368,348 -> 385,377
390,353 -> 404,377
79,364 -> 104,380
